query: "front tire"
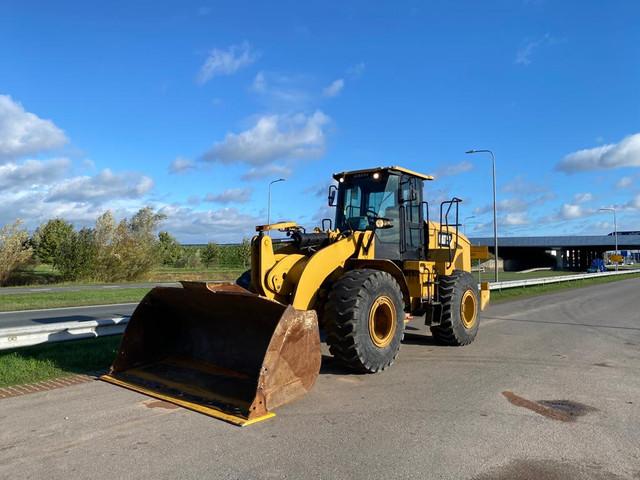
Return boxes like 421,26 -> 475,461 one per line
324,269 -> 405,373
430,270 -> 480,345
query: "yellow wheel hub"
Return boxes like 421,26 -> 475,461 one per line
368,296 -> 396,348
460,290 -> 478,329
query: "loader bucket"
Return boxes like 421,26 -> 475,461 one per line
101,282 -> 321,426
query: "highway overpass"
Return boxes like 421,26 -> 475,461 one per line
470,233 -> 640,270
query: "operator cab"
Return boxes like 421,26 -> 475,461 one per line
330,166 -> 434,261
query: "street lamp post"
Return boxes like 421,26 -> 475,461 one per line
599,207 -> 618,271
466,149 -> 499,282
463,215 -> 476,235
267,178 -> 286,230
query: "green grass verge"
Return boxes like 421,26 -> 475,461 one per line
490,272 -> 640,303
0,288 -> 150,312
0,336 -> 121,388
5,265 -> 246,287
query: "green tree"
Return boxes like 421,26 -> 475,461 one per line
93,208 -> 166,281
54,228 -> 98,281
32,218 -> 75,265
201,242 -> 220,267
238,238 -> 251,267
0,220 -> 33,286
157,231 -> 182,266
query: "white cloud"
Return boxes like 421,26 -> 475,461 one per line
250,71 -> 310,107
252,71 -> 267,93
0,158 -> 70,189
0,95 -> 68,162
202,111 -> 330,165
240,164 -> 292,181
616,176 -> 633,188
197,42 -> 258,84
169,156 -> 195,174
46,169 -> 154,204
501,175 -> 548,194
556,133 -> 640,173
347,62 -> 366,79
474,198 -> 528,215
559,203 -> 592,220
157,205 -> 261,243
204,188 -> 252,204
625,194 -> 640,210
323,79 -> 344,97
515,33 -> 553,66
574,192 -> 593,203
435,160 -> 473,178
503,212 -> 529,225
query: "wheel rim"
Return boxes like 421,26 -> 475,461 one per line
460,290 -> 477,329
368,296 -> 396,348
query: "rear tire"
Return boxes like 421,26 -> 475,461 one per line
324,269 -> 405,373
430,270 -> 479,346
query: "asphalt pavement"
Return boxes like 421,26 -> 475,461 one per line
1,278 -> 639,479
0,304 -> 136,329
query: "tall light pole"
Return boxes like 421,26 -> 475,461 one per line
267,178 -> 286,229
466,149 -> 499,282
599,207 -> 618,271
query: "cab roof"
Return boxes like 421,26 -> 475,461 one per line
332,166 -> 434,181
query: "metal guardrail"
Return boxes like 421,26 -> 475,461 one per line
1,269 -> 638,350
488,268 -> 640,290
0,316 -> 129,351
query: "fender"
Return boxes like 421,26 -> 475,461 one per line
346,258 -> 411,308
291,232 -> 373,310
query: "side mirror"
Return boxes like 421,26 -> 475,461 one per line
328,185 -> 338,206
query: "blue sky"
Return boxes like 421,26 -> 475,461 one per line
1,0 -> 639,242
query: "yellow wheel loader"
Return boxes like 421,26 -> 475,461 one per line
102,166 -> 490,426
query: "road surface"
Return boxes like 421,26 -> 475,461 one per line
1,278 -> 639,479
0,304 -> 136,329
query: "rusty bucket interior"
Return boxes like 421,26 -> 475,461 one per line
101,282 -> 321,426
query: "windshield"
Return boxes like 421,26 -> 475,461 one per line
336,174 -> 399,231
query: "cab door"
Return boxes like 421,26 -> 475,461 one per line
399,175 -> 424,261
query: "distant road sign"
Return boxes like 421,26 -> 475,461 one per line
610,254 -> 624,263
471,245 -> 490,261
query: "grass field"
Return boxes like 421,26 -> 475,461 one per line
0,288 -> 150,312
5,264 -> 246,288
0,336 -> 120,388
1,272 -> 639,388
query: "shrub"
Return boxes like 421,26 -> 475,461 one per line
0,220 -> 33,286
173,247 -> 202,269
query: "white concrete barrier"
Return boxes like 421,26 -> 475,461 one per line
488,268 -> 640,290
0,316 -> 129,351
